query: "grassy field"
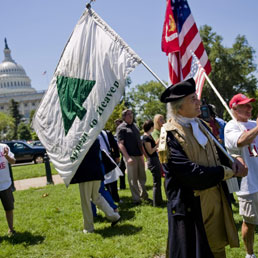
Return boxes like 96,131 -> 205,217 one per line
11,163 -> 58,181
1,168 -> 257,257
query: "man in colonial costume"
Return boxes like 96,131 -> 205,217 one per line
159,78 -> 248,258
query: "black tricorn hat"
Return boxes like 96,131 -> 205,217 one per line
160,78 -> 196,103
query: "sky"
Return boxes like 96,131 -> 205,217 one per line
1,0 -> 257,92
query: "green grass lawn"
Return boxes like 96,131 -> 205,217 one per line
11,163 -> 58,181
1,169 -> 257,257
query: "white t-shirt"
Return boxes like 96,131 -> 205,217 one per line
0,143 -> 14,191
225,120 -> 258,196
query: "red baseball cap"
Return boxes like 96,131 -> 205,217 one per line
229,94 -> 255,108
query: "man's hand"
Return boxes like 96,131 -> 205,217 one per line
3,146 -> 16,164
3,147 -> 9,157
126,157 -> 134,164
232,156 -> 248,177
115,157 -> 120,164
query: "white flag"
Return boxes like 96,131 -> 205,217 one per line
32,8 -> 141,186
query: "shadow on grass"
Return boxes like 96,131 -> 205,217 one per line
119,196 -> 167,209
95,224 -> 142,238
154,201 -> 167,209
93,196 -> 167,225
94,209 -> 135,222
145,185 -> 153,191
0,231 -> 45,246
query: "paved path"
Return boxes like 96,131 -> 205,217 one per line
13,162 -> 146,191
14,174 -> 64,191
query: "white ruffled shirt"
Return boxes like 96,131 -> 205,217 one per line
175,115 -> 208,149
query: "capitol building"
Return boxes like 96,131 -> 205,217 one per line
0,39 -> 45,120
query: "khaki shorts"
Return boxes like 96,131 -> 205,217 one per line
238,192 -> 258,225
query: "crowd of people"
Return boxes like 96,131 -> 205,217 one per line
1,77 -> 257,257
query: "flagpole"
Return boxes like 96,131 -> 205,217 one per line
140,54 -> 244,164
205,129 -> 239,193
203,73 -> 236,122
141,60 -> 168,89
141,55 -> 239,192
189,50 -> 257,157
140,59 -> 236,161
86,0 -> 96,9
190,51 -> 234,119
85,2 -> 168,91
203,71 -> 258,157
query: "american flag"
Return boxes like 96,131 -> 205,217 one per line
162,0 -> 211,85
188,52 -> 206,99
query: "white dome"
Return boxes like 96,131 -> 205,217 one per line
0,39 -> 36,96
0,61 -> 26,74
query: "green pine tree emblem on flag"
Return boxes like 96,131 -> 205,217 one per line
57,76 -> 96,135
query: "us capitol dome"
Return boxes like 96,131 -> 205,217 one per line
0,38 -> 45,120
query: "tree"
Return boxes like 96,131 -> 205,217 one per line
29,109 -> 36,125
199,25 -> 258,119
126,81 -> 166,129
31,131 -> 39,141
104,77 -> 132,133
17,122 -> 31,140
0,112 -> 14,141
29,109 -> 40,140
8,99 -> 23,139
104,101 -> 126,133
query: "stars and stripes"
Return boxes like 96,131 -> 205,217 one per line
162,0 -> 211,85
188,52 -> 206,99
